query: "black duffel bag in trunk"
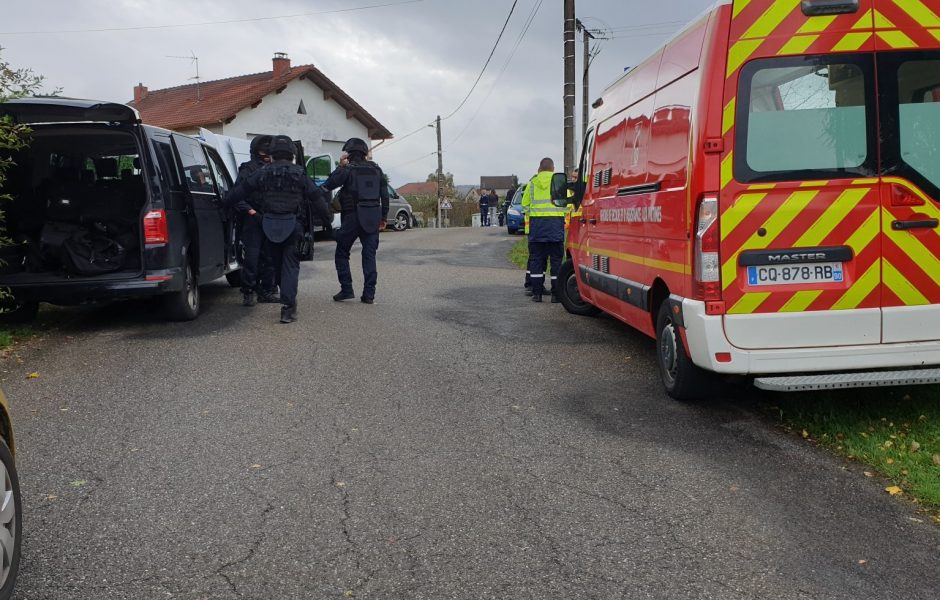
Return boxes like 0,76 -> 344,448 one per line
60,230 -> 126,276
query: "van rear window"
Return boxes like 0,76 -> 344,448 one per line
735,54 -> 876,184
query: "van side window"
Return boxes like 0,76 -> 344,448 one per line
204,147 -> 231,195
576,128 -> 595,202
152,138 -> 182,190
896,59 -> 940,192
173,135 -> 216,195
735,55 -> 876,183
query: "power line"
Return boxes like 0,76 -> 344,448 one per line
441,0 -> 520,121
386,151 -> 438,171
0,0 -> 426,35
373,121 -> 435,153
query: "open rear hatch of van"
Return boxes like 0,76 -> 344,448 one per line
0,123 -> 147,288
0,98 -> 140,125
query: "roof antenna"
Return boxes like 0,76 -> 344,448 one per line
166,51 -> 201,101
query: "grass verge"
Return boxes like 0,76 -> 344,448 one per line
0,325 -> 36,351
509,238 -> 528,269
767,386 -> 940,513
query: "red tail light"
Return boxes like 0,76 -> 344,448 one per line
694,194 -> 721,301
143,209 -> 168,244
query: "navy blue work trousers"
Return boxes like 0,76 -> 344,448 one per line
528,241 -> 563,295
264,222 -> 303,308
239,216 -> 278,294
335,213 -> 380,299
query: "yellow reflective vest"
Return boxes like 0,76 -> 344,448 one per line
522,171 -> 568,219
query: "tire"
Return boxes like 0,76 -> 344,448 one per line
163,262 -> 200,321
0,437 -> 22,600
0,300 -> 38,326
557,260 -> 600,317
655,301 -> 710,401
393,211 -> 410,232
225,270 -> 242,288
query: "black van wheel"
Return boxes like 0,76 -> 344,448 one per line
655,301 -> 710,401
0,437 -> 22,600
557,260 -> 600,317
0,300 -> 38,326
163,262 -> 200,321
225,270 -> 242,288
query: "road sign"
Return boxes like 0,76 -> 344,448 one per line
440,200 -> 452,210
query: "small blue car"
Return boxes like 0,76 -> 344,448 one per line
505,185 -> 526,234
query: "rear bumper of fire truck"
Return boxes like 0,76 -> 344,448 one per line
681,299 -> 940,384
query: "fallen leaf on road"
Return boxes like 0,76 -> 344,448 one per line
70,480 -> 87,488
59,408 -> 69,412
858,559 -> 867,565
863,471 -> 874,478
335,481 -> 346,488
26,372 -> 39,379
45,495 -> 57,501
885,486 -> 903,496
249,464 -> 262,469
343,592 -> 354,598
801,430 -> 809,439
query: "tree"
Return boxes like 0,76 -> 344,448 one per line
0,48 -> 51,246
426,171 -> 455,196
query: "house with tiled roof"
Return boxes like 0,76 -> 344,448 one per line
129,53 -> 392,161
396,181 -> 440,198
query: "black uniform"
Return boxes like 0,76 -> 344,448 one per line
226,155 -> 331,322
322,153 -> 389,303
235,155 -> 278,301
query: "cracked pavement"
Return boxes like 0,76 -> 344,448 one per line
3,227 -> 939,599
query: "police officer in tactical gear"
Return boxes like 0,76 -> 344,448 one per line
321,137 -> 389,304
235,135 -> 280,305
226,135 -> 332,323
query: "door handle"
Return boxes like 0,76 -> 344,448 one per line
892,219 -> 939,231
588,218 -> 598,225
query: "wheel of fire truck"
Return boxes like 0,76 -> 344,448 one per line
655,301 -> 710,401
557,260 -> 600,317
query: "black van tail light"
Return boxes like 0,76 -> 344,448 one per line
801,0 -> 859,16
694,194 -> 721,302
143,209 -> 168,244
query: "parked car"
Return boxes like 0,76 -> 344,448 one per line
0,98 -> 242,322
0,387 -> 22,600
506,185 -> 526,234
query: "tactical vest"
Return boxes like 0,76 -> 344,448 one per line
238,159 -> 267,210
339,161 -> 382,212
259,164 -> 305,215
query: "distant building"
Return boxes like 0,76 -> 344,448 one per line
129,53 -> 392,161
396,182 -> 439,198
479,175 -> 519,201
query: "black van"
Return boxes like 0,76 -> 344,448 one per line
0,98 -> 242,322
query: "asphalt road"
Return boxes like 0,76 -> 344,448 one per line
3,227 -> 939,599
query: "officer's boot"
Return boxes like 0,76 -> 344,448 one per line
280,305 -> 297,323
257,289 -> 280,304
242,291 -> 256,307
551,287 -> 561,303
333,290 -> 355,302
531,282 -> 543,303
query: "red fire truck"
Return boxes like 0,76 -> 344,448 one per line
559,0 -> 940,399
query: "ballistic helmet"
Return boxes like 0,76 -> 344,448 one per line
342,137 -> 370,157
269,135 -> 296,160
249,135 -> 273,159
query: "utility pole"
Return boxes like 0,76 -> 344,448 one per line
577,19 -> 593,143
563,0 -> 577,176
435,115 -> 443,228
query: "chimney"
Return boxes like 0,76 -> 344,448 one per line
133,83 -> 148,104
272,52 -> 291,78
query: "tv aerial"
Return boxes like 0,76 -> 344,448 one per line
166,51 -> 201,100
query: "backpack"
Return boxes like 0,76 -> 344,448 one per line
60,230 -> 126,276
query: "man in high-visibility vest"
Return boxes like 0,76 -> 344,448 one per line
521,157 -> 566,303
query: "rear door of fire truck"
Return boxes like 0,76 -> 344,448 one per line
874,2 -> 940,343
718,0 -> 883,351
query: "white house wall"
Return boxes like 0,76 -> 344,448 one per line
220,78 -> 371,161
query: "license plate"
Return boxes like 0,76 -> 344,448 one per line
747,262 -> 844,286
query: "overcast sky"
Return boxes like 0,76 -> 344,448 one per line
1,0 -> 717,187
